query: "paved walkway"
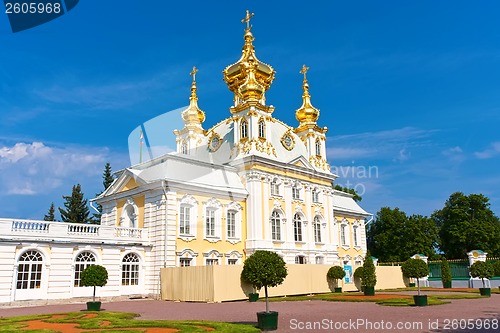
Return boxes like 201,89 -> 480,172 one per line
0,294 -> 498,332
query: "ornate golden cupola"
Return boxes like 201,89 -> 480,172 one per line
181,66 -> 206,126
223,10 -> 276,113
174,67 -> 206,155
295,64 -> 320,125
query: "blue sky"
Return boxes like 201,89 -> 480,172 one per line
1,0 -> 499,220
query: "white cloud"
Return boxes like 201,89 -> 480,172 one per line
474,142 -> 500,159
442,146 -> 465,162
0,142 -> 108,196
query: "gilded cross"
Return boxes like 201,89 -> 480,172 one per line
190,66 -> 198,82
241,10 -> 255,30
300,64 -> 310,81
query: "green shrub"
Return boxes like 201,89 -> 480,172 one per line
401,258 -> 429,295
241,250 -> 288,313
441,258 -> 452,284
362,254 -> 377,288
81,265 -> 108,302
492,261 -> 500,277
327,266 -> 346,288
469,261 -> 494,288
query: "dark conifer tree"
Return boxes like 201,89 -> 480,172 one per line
43,202 -> 56,221
59,184 -> 91,224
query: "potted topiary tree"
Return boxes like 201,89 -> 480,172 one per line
327,266 -> 346,293
401,258 -> 429,306
353,267 -> 364,292
241,250 -> 288,331
362,254 -> 376,296
81,264 -> 108,311
441,258 -> 452,288
469,261 -> 494,297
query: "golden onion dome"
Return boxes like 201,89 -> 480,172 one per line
223,11 -> 275,104
295,64 -> 319,124
182,66 -> 205,124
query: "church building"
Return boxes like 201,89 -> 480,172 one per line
0,11 -> 370,303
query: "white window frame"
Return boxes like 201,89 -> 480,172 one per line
121,253 -> 140,286
178,195 -> 197,241
270,210 -> 281,241
179,205 -> 191,235
340,220 -> 350,247
293,213 -> 303,242
74,251 -> 96,287
270,178 -> 280,196
204,198 -> 222,241
240,119 -> 248,139
227,210 -> 236,238
292,186 -> 301,200
180,258 -> 192,267
315,138 -> 321,156
258,118 -> 265,138
295,255 -> 306,264
176,249 -> 198,267
206,258 -> 219,265
312,188 -> 320,203
313,216 -> 322,243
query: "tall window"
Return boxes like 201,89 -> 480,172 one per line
17,250 -> 43,290
315,139 -> 321,156
340,224 -> 347,246
179,205 -> 191,235
206,209 -> 215,237
293,213 -> 303,242
258,119 -> 265,138
353,225 -> 359,247
122,253 -> 140,286
314,216 -> 322,243
292,186 -> 300,200
312,189 -> 319,203
270,179 -> 280,196
74,251 -> 96,287
240,120 -> 248,139
270,211 -> 281,241
181,141 -> 188,154
227,210 -> 236,238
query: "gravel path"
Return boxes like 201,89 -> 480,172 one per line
0,294 -> 498,332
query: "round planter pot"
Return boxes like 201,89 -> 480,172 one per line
479,288 -> 491,297
413,295 -> 428,306
364,286 -> 375,296
248,293 -> 259,302
443,281 -> 452,288
408,283 -> 416,287
257,311 -> 278,331
334,287 -> 342,293
86,301 -> 101,311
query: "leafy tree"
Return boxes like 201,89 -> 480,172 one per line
241,250 -> 288,313
327,266 -> 346,288
401,258 -> 429,295
432,192 -> 500,259
367,207 -> 439,261
362,253 -> 377,288
492,260 -> 500,277
43,203 -> 56,221
469,261 -> 494,288
59,184 -> 91,224
334,184 -> 362,202
80,265 -> 108,302
92,162 -> 114,224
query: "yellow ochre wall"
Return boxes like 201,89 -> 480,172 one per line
115,195 -> 145,228
175,194 -> 247,266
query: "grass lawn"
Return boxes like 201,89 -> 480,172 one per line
264,290 -> 486,306
0,311 -> 260,333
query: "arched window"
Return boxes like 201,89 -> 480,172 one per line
17,250 -> 43,290
240,119 -> 248,139
314,216 -> 322,243
315,139 -> 321,156
258,119 -> 265,138
122,253 -> 140,286
74,251 -> 96,287
270,210 -> 281,241
181,141 -> 188,154
293,213 -> 303,242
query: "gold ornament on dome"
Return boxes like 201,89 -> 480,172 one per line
281,131 -> 295,151
223,11 -> 276,108
208,133 -> 222,152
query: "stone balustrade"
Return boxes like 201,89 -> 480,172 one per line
0,218 -> 148,245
